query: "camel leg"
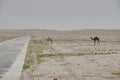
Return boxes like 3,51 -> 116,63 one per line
97,40 -> 100,45
94,41 -> 96,45
50,39 -> 53,44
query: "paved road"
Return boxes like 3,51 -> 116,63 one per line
0,36 -> 30,79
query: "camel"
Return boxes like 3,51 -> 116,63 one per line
45,37 -> 53,44
90,37 -> 100,45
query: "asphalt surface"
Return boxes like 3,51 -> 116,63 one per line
0,36 -> 30,79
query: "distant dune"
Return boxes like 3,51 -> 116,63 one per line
0,29 -> 120,39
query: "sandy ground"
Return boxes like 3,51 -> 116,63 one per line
0,36 -> 18,43
0,29 -> 22,42
20,36 -> 120,80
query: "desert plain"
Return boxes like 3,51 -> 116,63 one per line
0,29 -> 120,80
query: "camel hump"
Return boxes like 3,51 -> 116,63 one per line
95,37 -> 100,39
95,36 -> 99,38
46,37 -> 51,40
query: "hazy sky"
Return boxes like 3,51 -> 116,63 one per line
0,0 -> 120,30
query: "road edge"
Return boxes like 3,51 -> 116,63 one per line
0,36 -> 31,80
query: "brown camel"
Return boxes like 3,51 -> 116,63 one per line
90,37 -> 100,45
46,37 -> 53,44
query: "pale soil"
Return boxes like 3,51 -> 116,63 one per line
20,36 -> 120,80
0,30 -> 22,42
0,35 -> 18,43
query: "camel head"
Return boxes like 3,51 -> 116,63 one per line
90,37 -> 94,40
46,37 -> 53,44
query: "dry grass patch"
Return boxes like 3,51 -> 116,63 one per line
23,38 -> 54,69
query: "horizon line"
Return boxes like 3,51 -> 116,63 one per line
0,28 -> 120,31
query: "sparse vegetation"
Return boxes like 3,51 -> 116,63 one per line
20,30 -> 120,80
112,72 -> 120,76
23,39 -> 46,69
23,38 -> 89,70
